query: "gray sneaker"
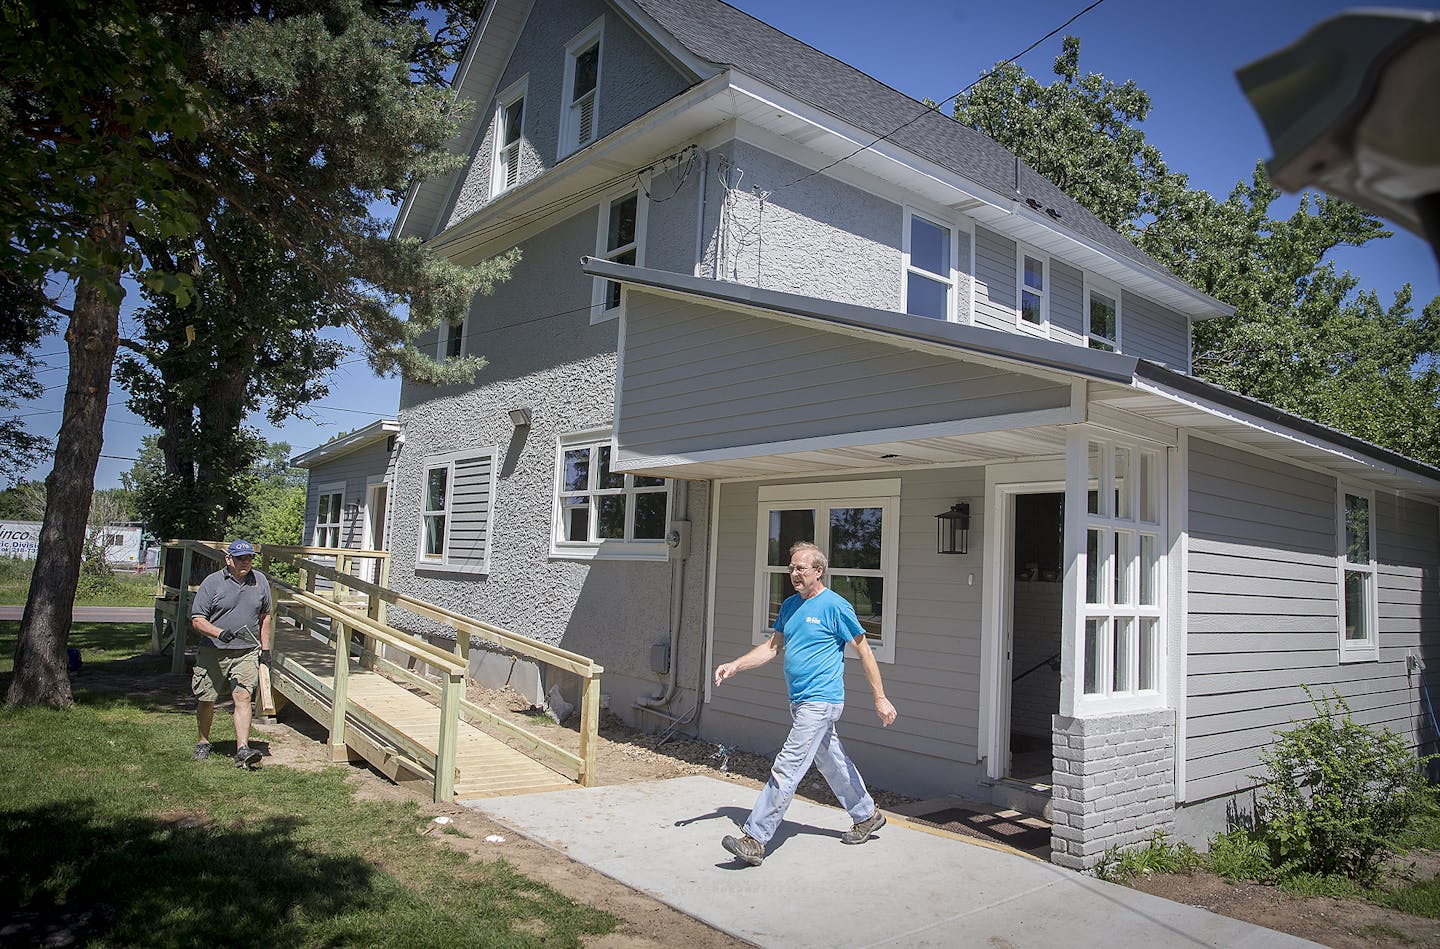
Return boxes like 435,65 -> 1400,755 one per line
234,746 -> 262,769
722,833 -> 765,866
192,741 -> 212,761
840,810 -> 886,845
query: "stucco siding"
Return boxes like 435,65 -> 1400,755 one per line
302,439 -> 393,549
699,140 -> 901,310
1122,291 -> 1189,369
446,0 -> 692,229
706,465 -> 987,797
617,290 -> 1072,462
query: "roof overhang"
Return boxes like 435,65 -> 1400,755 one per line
587,259 -> 1440,499
291,419 -> 401,469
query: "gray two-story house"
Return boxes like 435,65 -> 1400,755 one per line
294,0 -> 1440,869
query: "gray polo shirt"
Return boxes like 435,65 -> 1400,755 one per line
191,566 -> 270,651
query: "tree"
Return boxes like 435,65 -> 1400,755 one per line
2,0 -> 508,708
0,272 -> 54,481
951,37 -> 1440,464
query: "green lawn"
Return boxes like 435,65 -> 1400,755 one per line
0,623 -> 618,947
0,558 -> 157,607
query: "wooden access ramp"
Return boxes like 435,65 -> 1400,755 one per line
153,541 -> 605,803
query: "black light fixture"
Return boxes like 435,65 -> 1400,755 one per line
935,501 -> 970,555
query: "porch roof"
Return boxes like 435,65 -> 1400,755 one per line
290,419 -> 401,469
585,258 -> 1440,500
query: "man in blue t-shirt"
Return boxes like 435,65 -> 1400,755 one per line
713,542 -> 898,866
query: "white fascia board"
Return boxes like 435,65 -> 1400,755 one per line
291,420 -> 401,469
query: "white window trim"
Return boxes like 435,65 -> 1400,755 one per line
1083,273 -> 1122,352
490,76 -> 527,198
901,207 -> 957,322
1016,243 -> 1049,335
314,482 -> 345,548
550,429 -> 670,561
590,185 -> 648,323
416,446 -> 498,575
1337,483 -> 1380,663
753,479 -> 901,663
558,17 -> 603,160
1069,435 -> 1167,717
437,310 -> 469,361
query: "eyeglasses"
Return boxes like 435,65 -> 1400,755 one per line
788,564 -> 817,573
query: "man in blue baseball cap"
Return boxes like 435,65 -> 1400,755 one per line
189,539 -> 272,768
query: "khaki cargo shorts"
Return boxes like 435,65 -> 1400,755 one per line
192,646 -> 259,702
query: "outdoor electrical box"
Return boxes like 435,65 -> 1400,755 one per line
665,520 -> 691,559
650,641 -> 671,675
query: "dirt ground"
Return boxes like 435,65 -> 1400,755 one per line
81,660 -> 1440,948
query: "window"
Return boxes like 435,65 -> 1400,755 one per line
552,432 -> 669,559
591,189 -> 645,320
754,480 -> 900,662
1085,277 -> 1120,352
1338,486 -> 1379,662
439,316 -> 465,360
1018,246 -> 1047,328
903,211 -> 954,321
417,448 -> 497,574
315,484 -> 344,547
560,19 -> 602,157
1076,438 -> 1164,711
491,79 -> 526,197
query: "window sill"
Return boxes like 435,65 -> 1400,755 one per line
1339,644 -> 1380,663
549,541 -> 669,562
415,561 -> 490,577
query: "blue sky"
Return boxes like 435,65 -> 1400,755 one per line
14,0 -> 1440,491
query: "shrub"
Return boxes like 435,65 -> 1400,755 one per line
1094,831 -> 1202,882
1252,687 -> 1433,881
1206,827 -> 1275,882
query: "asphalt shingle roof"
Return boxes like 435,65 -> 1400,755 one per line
630,0 -> 1181,281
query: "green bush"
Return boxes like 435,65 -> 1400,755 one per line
1206,827 -> 1276,882
1251,687 -> 1433,881
1094,831 -> 1202,882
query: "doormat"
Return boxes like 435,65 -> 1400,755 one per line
908,807 -> 1051,854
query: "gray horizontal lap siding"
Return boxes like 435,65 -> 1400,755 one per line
1049,260 -> 1083,345
973,226 -> 1014,332
1121,291 -> 1188,370
303,439 -> 392,549
1184,437 -> 1437,802
618,291 -> 1070,459
708,467 -> 986,771
446,0 -> 692,229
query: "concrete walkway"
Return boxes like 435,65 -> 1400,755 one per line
465,775 -> 1321,949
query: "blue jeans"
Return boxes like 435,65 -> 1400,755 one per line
743,701 -> 875,845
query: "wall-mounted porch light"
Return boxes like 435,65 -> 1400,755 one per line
935,502 -> 970,555
508,407 -> 532,427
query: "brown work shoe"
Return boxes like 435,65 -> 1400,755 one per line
840,810 -> 886,844
722,833 -> 765,866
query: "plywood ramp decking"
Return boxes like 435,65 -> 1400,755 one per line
273,619 -> 575,800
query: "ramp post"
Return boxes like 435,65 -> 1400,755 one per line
328,621 -> 351,762
436,671 -> 461,802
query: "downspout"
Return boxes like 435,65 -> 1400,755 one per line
637,480 -> 688,712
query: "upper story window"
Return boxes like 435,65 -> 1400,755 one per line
439,315 -> 465,361
314,483 -> 344,547
591,188 -> 646,321
418,447 -> 497,574
1085,276 -> 1120,352
491,78 -> 526,197
560,19 -> 603,158
1018,246 -> 1047,329
903,210 -> 954,321
753,480 -> 900,663
552,430 -> 670,560
1338,486 -> 1379,662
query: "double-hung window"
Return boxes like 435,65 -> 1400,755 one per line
552,431 -> 669,559
560,20 -> 602,157
439,316 -> 466,360
754,480 -> 900,662
1073,436 -> 1165,713
1338,486 -> 1379,662
314,484 -> 344,547
417,448 -> 497,574
491,79 -> 526,197
591,189 -> 645,319
1018,246 -> 1047,329
1085,276 -> 1120,352
903,210 -> 954,321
